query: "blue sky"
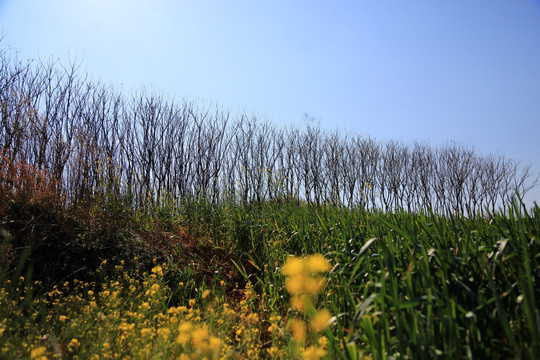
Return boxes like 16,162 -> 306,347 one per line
1,0 -> 539,206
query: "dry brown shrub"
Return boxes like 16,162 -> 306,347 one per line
0,149 -> 64,216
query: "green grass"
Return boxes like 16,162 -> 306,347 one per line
1,195 -> 539,359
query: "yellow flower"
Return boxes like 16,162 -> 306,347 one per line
202,289 -> 211,299
290,318 -> 307,344
179,322 -> 193,333
268,323 -> 278,333
30,346 -> 47,359
151,283 -> 160,291
306,254 -> 331,273
318,336 -> 329,349
176,332 -> 190,345
302,345 -> 327,360
68,338 -> 80,351
157,327 -> 170,339
191,327 -> 209,348
291,296 -> 305,311
246,313 -> 259,324
59,315 -> 68,322
141,328 -> 153,337
310,309 -> 332,332
267,346 -> 280,357
304,276 -> 325,295
151,265 -> 163,276
209,336 -> 221,351
282,254 -> 331,298
285,276 -> 304,295
118,322 -> 135,332
282,257 -> 303,277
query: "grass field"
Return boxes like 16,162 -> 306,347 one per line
1,193 -> 539,359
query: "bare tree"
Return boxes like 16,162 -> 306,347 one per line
2,46 -> 538,216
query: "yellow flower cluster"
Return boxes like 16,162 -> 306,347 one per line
30,346 -> 47,360
174,322 -> 222,358
282,254 -> 331,311
1,255 -> 335,359
151,265 -> 164,276
282,254 -> 333,359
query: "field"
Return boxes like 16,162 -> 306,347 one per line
1,181 -> 539,359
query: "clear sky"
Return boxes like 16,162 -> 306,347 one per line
1,0 -> 539,206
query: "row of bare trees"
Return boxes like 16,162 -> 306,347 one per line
1,48 -> 537,216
